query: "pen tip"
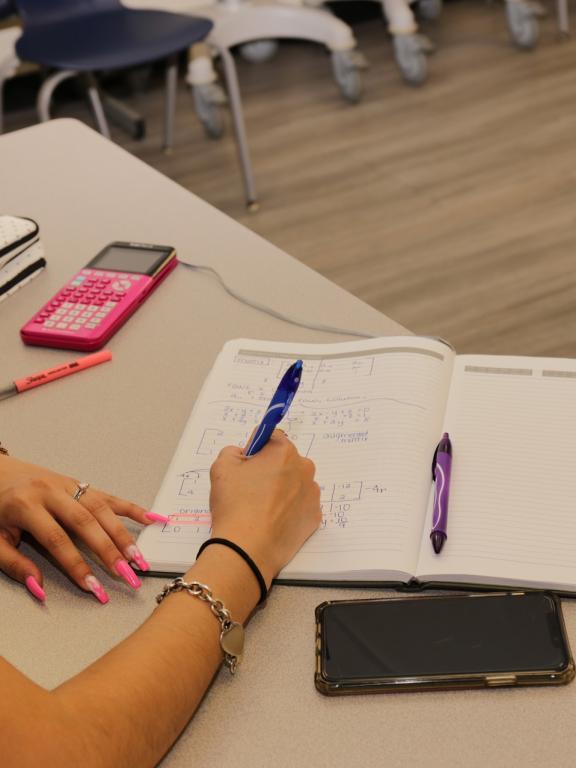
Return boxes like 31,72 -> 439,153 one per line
431,532 -> 446,554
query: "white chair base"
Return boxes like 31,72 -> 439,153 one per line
125,0 -> 363,207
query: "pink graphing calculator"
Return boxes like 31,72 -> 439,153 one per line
21,241 -> 178,351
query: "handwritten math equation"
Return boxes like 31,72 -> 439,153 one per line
156,473 -> 387,538
230,353 -> 375,396
319,481 -> 387,529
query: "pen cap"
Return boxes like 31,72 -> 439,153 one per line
438,432 -> 452,456
0,383 -> 17,401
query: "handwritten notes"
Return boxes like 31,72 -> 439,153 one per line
138,337 -> 453,578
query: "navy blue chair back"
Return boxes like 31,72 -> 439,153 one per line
14,0 -> 120,26
9,0 -> 213,149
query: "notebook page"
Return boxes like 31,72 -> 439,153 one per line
417,354 -> 576,591
138,336 -> 454,580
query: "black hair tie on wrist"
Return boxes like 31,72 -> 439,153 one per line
196,538 -> 268,605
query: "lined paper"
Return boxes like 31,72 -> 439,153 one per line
138,336 -> 454,579
417,353 -> 576,591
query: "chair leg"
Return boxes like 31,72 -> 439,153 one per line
101,94 -> 146,140
37,69 -> 78,122
0,79 -> 5,135
0,59 -> 20,135
0,30 -> 21,134
85,73 -> 111,139
557,0 -> 570,35
218,47 -> 258,211
164,55 -> 178,152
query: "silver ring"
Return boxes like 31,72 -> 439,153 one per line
72,482 -> 90,502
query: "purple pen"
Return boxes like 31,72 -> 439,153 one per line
430,432 -> 452,554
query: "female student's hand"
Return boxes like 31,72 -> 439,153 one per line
209,429 -> 321,587
0,454 -> 158,602
0,432 -> 321,768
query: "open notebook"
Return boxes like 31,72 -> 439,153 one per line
137,336 -> 576,594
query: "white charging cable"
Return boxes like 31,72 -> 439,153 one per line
179,262 -> 379,339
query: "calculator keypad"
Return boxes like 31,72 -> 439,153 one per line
32,270 -> 142,334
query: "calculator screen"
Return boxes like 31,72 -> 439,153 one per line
88,243 -> 173,275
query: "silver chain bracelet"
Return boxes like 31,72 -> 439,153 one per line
156,577 -> 245,674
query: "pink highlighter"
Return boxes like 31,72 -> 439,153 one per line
0,350 -> 113,401
20,241 -> 178,351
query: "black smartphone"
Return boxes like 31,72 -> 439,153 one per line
315,592 -> 574,695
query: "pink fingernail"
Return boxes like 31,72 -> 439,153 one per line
145,512 -> 170,524
85,575 -> 109,605
25,575 -> 46,603
125,544 -> 150,572
114,559 -> 142,590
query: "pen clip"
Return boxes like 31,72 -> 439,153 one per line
281,390 -> 295,418
431,442 -> 439,481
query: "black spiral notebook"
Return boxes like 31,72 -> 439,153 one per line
138,336 -> 576,595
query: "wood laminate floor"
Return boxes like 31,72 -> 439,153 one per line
4,1 -> 576,356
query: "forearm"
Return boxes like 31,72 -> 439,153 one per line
52,547 -> 261,768
1,433 -> 319,768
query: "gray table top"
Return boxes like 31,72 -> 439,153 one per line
1,120 -> 575,768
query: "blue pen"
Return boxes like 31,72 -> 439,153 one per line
244,360 -> 303,456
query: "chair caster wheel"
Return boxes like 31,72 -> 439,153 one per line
418,0 -> 443,20
331,50 -> 363,103
506,0 -> 544,49
193,83 -> 227,139
393,34 -> 431,86
239,40 -> 279,63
